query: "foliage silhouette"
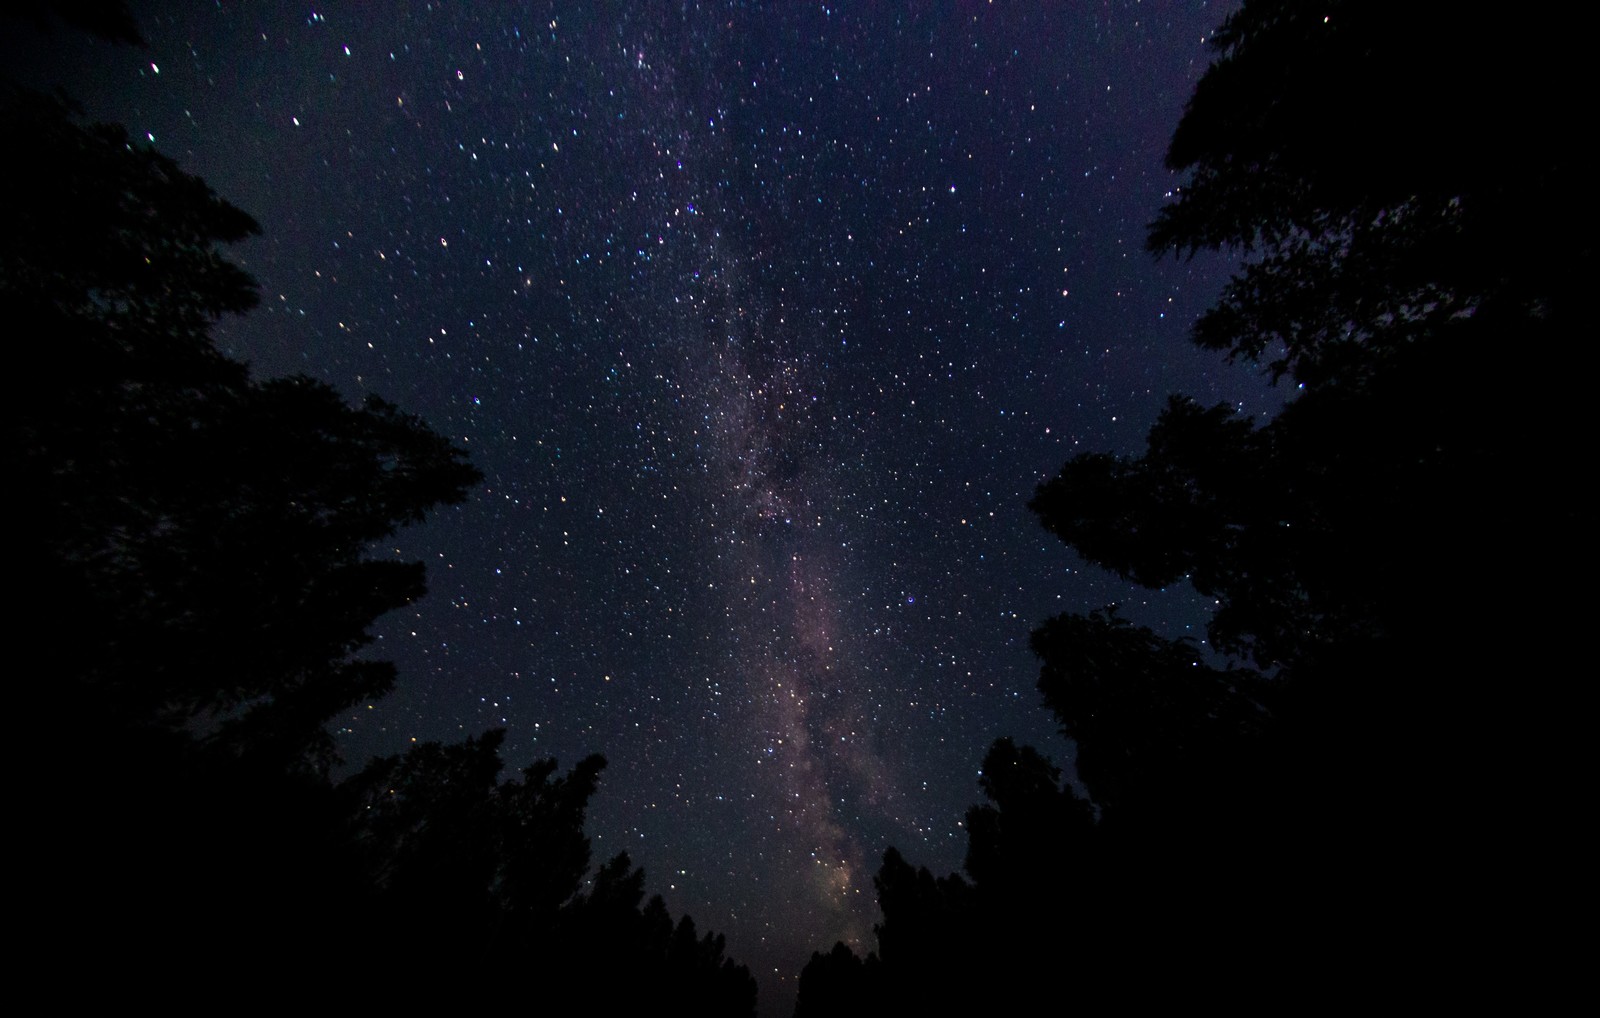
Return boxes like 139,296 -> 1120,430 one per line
7,85 -> 481,771
1148,1 -> 1584,387
340,733 -> 757,1012
1033,0 -> 1587,851
795,941 -> 882,1018
10,39 -> 754,1011
801,1 -> 1585,1008
1033,0 -> 1585,851
797,739 -> 1106,1014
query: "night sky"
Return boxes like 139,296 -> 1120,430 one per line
19,1 -> 1274,1006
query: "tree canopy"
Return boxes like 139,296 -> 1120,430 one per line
1037,0 -> 1587,943
10,63 -> 753,1014
1149,1 -> 1586,387
801,2 -> 1586,1008
7,86 -> 483,770
796,738 -> 1101,1017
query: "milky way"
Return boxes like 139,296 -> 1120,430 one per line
19,2 -> 1270,1007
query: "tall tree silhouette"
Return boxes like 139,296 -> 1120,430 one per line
6,86 -> 480,771
1034,0 -> 1584,822
1148,1 -> 1584,386
8,73 -> 754,1013
797,739 -> 1101,1015
341,733 -> 758,1013
801,3 -> 1585,1008
4,79 -> 476,992
1026,0 -> 1586,996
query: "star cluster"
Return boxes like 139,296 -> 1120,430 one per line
24,1 -> 1268,1006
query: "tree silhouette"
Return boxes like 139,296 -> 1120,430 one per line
1034,0 -> 1585,837
9,62 -> 754,1013
797,739 -> 1103,1014
340,734 -> 757,1013
1028,4 -> 1585,987
7,85 -> 481,772
795,941 -> 882,1018
962,738 -> 1095,893
1148,1 -> 1584,387
801,2 -> 1585,1008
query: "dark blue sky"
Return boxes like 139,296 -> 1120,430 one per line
20,1 -> 1275,1008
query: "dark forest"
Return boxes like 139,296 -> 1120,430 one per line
11,2 -> 1582,1012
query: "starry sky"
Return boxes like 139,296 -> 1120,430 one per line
18,0 -> 1273,1007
